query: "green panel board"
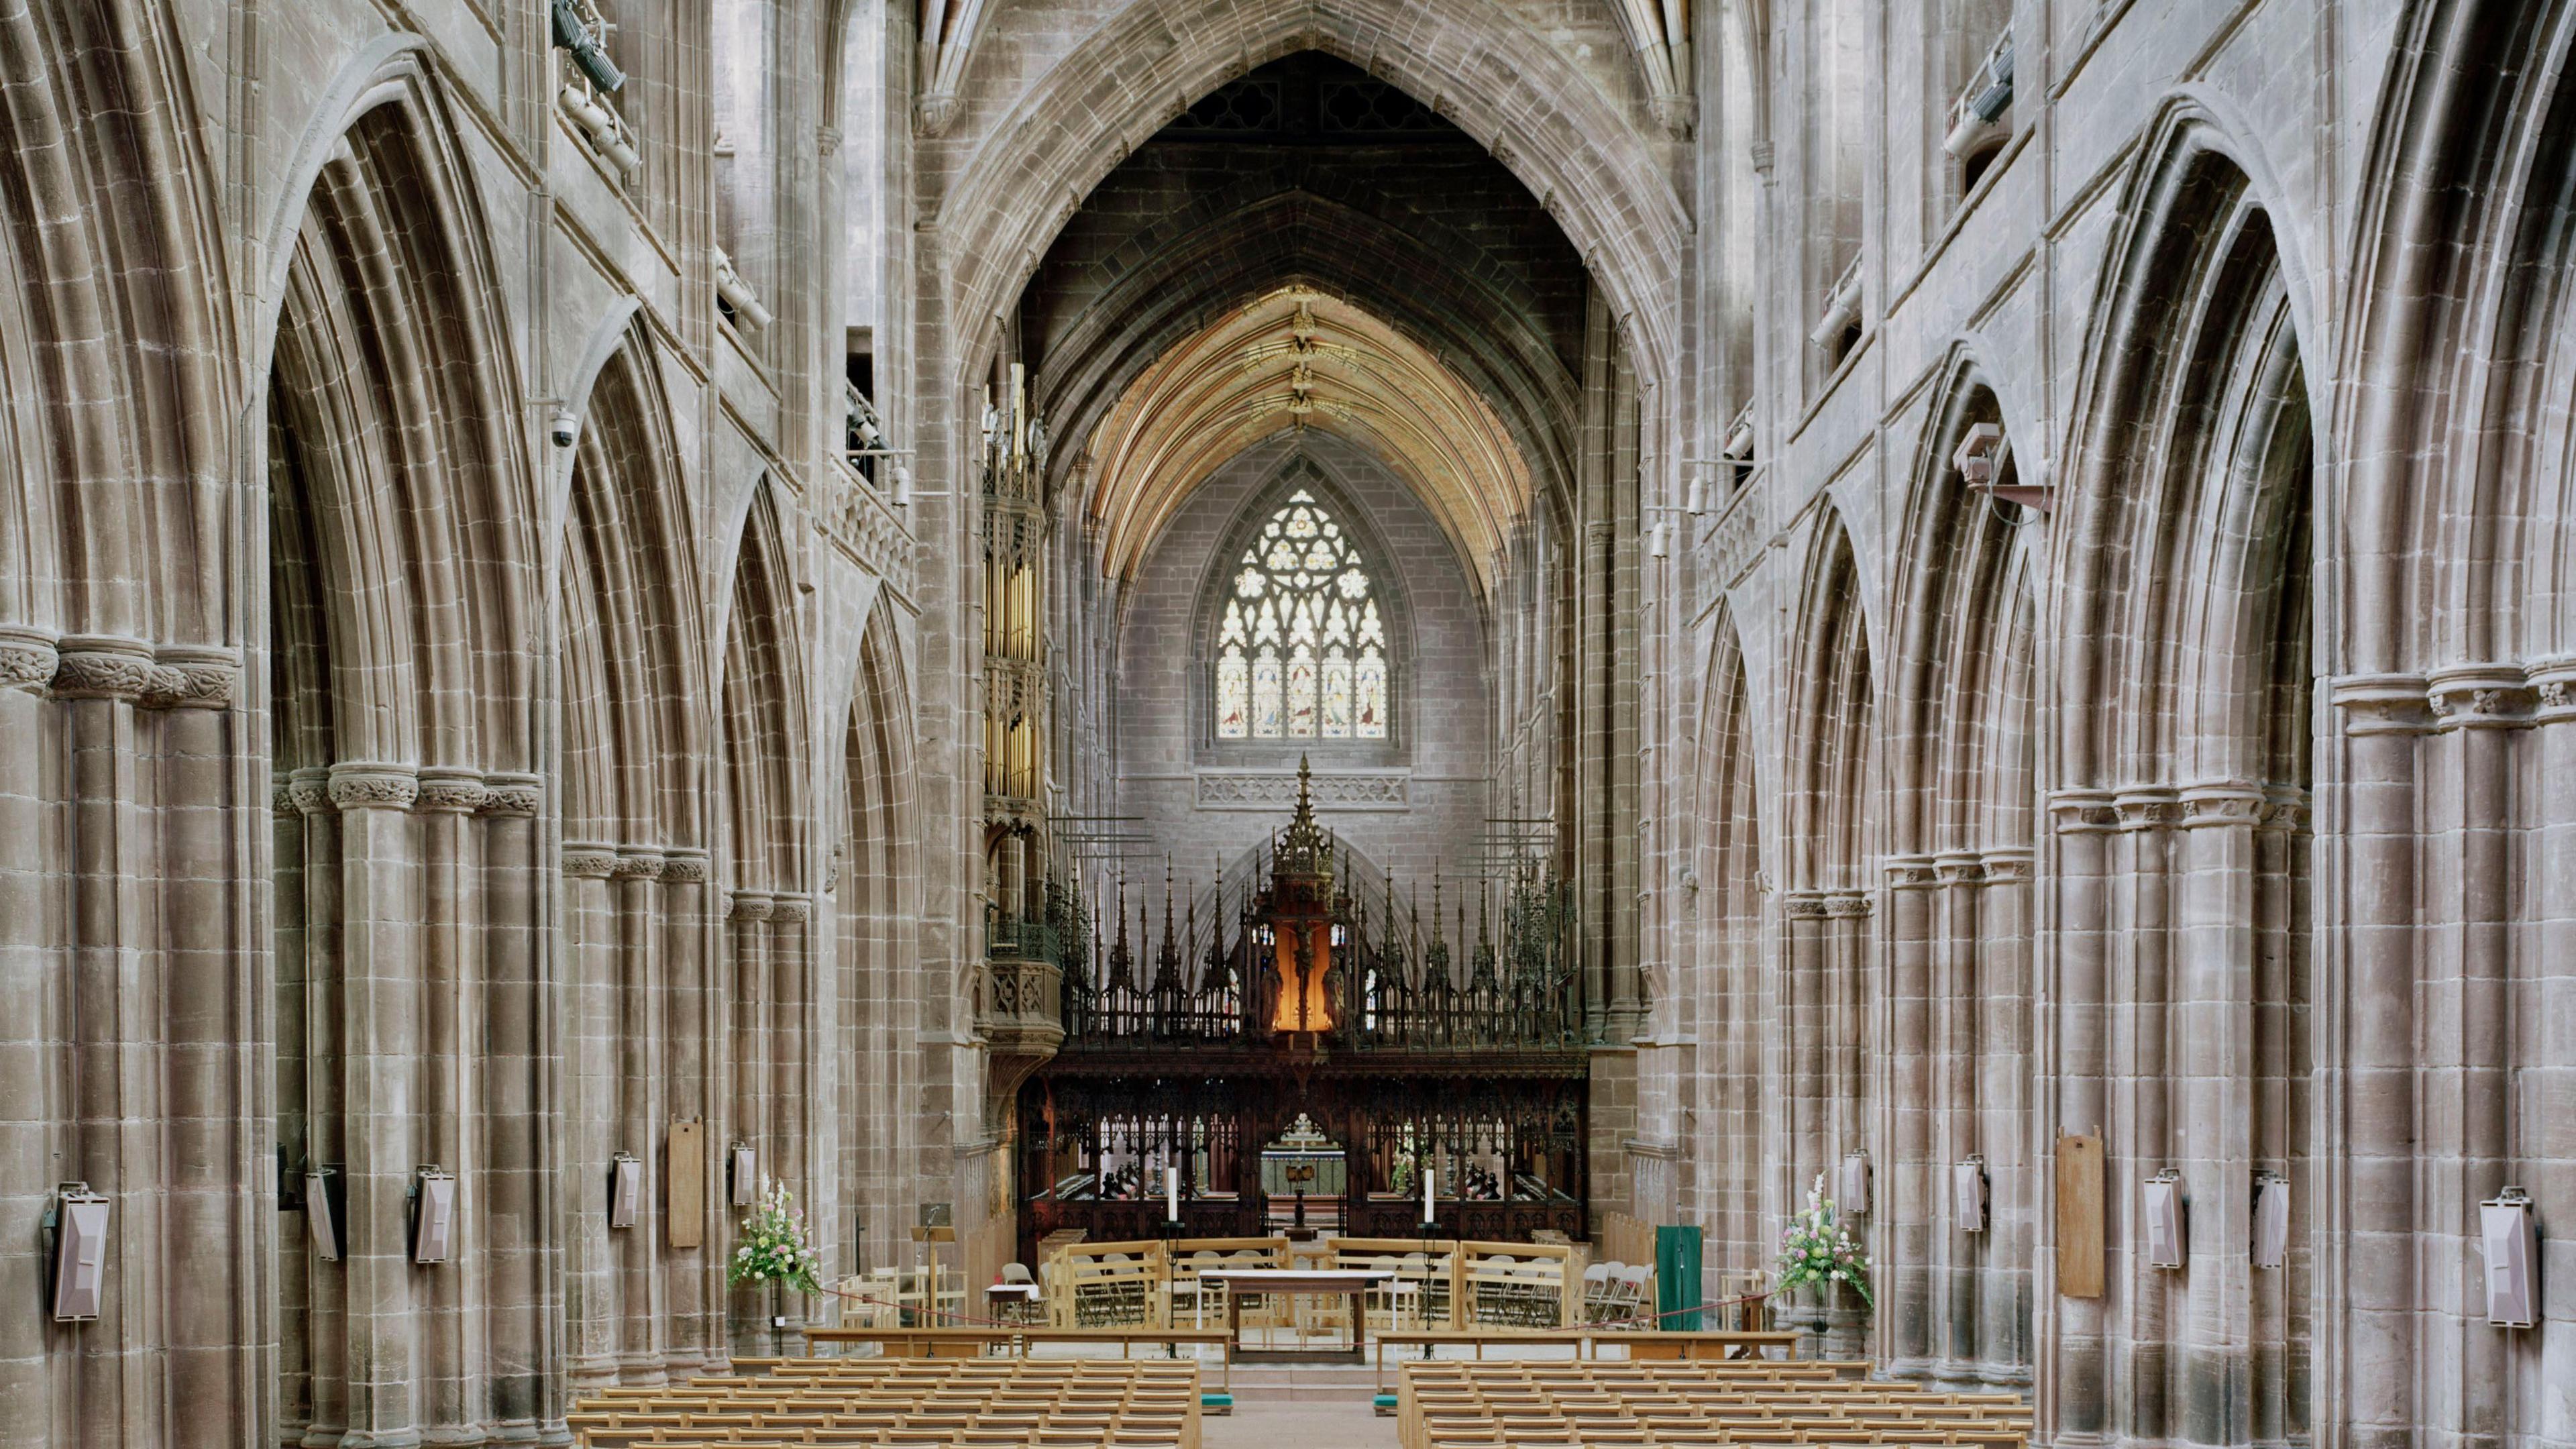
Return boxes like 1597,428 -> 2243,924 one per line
1654,1224 -> 1704,1331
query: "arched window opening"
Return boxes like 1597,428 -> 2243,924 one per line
1214,489 -> 1389,740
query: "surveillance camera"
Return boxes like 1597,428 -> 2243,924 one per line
550,412 -> 578,448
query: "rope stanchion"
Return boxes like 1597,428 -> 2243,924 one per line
823,1283 -> 1027,1330
1583,1286 -> 1777,1331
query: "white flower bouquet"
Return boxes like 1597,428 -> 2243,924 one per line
1775,1172 -> 1872,1307
728,1176 -> 822,1295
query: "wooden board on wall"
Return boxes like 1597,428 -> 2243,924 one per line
2057,1133 -> 2104,1298
669,1120 -> 705,1249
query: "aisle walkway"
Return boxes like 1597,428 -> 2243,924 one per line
1204,1362 -> 1397,1449
1202,1400 -> 1396,1448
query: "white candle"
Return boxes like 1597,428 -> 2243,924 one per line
1166,1166 -> 1179,1222
1424,1167 -> 1435,1222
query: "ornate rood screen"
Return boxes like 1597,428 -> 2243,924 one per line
1014,767 -> 1589,1258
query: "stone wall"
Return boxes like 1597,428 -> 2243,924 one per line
1106,431 -> 1495,905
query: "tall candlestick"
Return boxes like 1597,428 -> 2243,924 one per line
1424,1167 -> 1435,1224
1166,1166 -> 1179,1224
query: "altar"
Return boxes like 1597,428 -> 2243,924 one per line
1197,1267 -> 1393,1362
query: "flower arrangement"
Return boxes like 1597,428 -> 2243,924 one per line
729,1177 -> 821,1295
1776,1172 -> 1872,1307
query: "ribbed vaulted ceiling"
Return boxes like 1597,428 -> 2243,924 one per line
1083,286 -> 1535,596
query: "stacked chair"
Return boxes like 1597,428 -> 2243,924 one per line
1395,1360 -> 2033,1449
568,1356 -> 1203,1448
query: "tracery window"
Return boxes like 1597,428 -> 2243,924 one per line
1214,490 -> 1388,740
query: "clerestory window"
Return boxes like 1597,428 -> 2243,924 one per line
1214,490 -> 1388,740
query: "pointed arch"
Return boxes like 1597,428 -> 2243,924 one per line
2342,0 -> 2576,666
1684,604 -> 1766,1279
561,333 -> 709,847
936,0 -> 1684,388
265,93 -> 538,772
837,596 -> 924,1274
722,486 -> 810,894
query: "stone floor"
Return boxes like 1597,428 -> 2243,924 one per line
1203,1399 -> 1398,1448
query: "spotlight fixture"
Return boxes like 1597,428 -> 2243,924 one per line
2480,1187 -> 2538,1328
610,1152 -> 643,1229
411,1165 -> 458,1265
47,1183 -> 109,1322
1954,1156 -> 1989,1234
1839,1150 -> 1872,1216
2144,1169 -> 2188,1269
2251,1171 -> 2289,1269
306,1166 -> 346,1262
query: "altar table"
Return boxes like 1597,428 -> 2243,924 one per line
1198,1267 -> 1393,1363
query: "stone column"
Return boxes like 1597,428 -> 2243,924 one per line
1933,852 -> 1987,1383
769,898 -> 813,1339
2112,786 -> 2179,1430
270,769 -> 315,1445
1882,858 -> 1939,1375
150,648 -> 257,1438
661,849 -> 714,1373
2046,791 -> 2119,1438
2247,790 -> 2306,1444
51,642 -> 162,1449
2422,672 -> 2525,1444
1979,849 -> 2035,1384
2328,678 -> 2425,1449
327,759 -> 423,1449
415,769 -> 489,1432
561,843 -> 621,1393
727,892 -> 773,1357
2174,782 -> 2267,1444
1780,892 -> 1831,1211
292,764 -> 350,1444
0,631 -> 54,1449
478,775 -> 547,1432
614,849 -> 667,1382
1823,890 -> 1872,1362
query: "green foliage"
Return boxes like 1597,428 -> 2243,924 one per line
729,1177 -> 822,1295
1774,1173 -> 1872,1308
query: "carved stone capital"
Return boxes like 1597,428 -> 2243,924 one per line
2330,672 -> 2435,736
661,851 -> 710,883
1782,892 -> 1834,920
2047,790 -> 2119,833
2426,665 -> 2534,730
415,769 -> 489,814
729,894 -> 775,923
610,851 -> 663,880
0,629 -> 60,691
561,843 -> 619,879
48,638 -> 159,700
2113,788 -> 2182,830
142,648 -> 237,710
2534,671 -> 2576,720
1981,850 -> 2035,883
2178,782 -> 2267,828
1825,892 -> 1873,919
1882,856 -> 1938,890
914,91 -> 961,136
769,900 -> 812,926
1650,91 -> 1697,139
480,773 -> 542,816
2257,787 -> 2312,833
1933,852 -> 1986,885
286,769 -> 333,815
327,763 -> 419,811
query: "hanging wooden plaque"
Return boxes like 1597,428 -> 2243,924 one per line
668,1120 -> 705,1250
2057,1133 -> 2104,1298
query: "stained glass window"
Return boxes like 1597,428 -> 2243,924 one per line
1214,490 -> 1389,740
